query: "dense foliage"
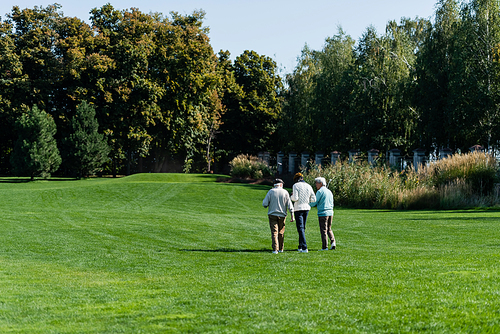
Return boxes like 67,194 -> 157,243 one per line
0,4 -> 282,176
278,0 -> 500,157
2,1 -> 500,177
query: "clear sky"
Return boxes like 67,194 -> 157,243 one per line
0,0 -> 440,73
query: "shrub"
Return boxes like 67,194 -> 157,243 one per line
229,154 -> 271,179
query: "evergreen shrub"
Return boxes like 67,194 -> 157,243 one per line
62,101 -> 110,178
10,105 -> 61,180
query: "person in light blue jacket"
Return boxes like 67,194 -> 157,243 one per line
309,177 -> 336,251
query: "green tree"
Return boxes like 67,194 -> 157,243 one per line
348,19 -> 425,154
0,19 -> 23,174
1,5 -> 65,175
2,5 -> 98,169
450,0 -> 500,150
62,101 -> 110,178
51,14 -> 97,123
89,5 -> 162,175
277,45 -> 320,153
313,30 -> 355,152
7,4 -> 63,112
415,0 -> 461,151
10,105 -> 61,180
144,9 -> 222,173
217,50 -> 283,155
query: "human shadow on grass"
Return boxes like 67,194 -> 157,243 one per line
181,248 -> 274,253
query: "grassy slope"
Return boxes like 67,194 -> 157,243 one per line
0,174 -> 499,333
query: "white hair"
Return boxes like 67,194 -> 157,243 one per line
315,177 -> 326,186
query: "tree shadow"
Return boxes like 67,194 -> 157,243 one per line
405,216 -> 500,222
0,177 -> 79,183
403,209 -> 500,220
0,178 -> 31,183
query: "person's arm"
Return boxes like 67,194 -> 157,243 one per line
309,187 -> 316,203
291,184 -> 298,202
287,193 -> 295,221
263,191 -> 270,207
310,188 -> 322,207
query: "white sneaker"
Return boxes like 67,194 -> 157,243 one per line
301,249 -> 308,253
330,244 -> 336,250
278,250 -> 283,253
272,251 -> 278,254
320,248 -> 328,251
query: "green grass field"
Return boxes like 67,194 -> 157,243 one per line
1,174 -> 500,333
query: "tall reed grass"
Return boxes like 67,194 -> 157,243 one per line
229,154 -> 272,179
303,152 -> 499,209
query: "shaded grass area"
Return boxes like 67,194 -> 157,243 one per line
1,174 -> 500,333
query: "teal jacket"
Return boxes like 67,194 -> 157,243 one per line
310,186 -> 334,217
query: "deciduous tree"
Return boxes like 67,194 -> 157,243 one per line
277,45 -> 319,153
450,0 -> 500,149
149,9 -> 222,172
415,0 -> 461,150
313,30 -> 355,152
217,50 -> 283,155
0,19 -> 23,173
89,5 -> 161,174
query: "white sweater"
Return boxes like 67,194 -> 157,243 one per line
291,181 -> 316,211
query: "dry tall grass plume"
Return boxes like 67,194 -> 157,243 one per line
229,154 -> 272,179
303,151 -> 499,209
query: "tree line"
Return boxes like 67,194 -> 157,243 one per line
1,0 -> 500,178
278,0 -> 500,157
0,3 -> 281,177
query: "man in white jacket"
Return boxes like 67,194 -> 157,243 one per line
262,179 -> 294,254
291,173 -> 316,253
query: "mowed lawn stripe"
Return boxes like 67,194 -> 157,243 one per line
0,174 -> 500,333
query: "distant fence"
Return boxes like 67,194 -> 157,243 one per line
259,145 -> 491,177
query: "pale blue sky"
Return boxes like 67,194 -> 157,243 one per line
0,0 -> 439,73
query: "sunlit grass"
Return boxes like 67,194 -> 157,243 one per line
0,174 -> 499,333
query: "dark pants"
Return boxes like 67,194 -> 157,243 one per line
318,215 -> 335,249
294,210 -> 309,250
